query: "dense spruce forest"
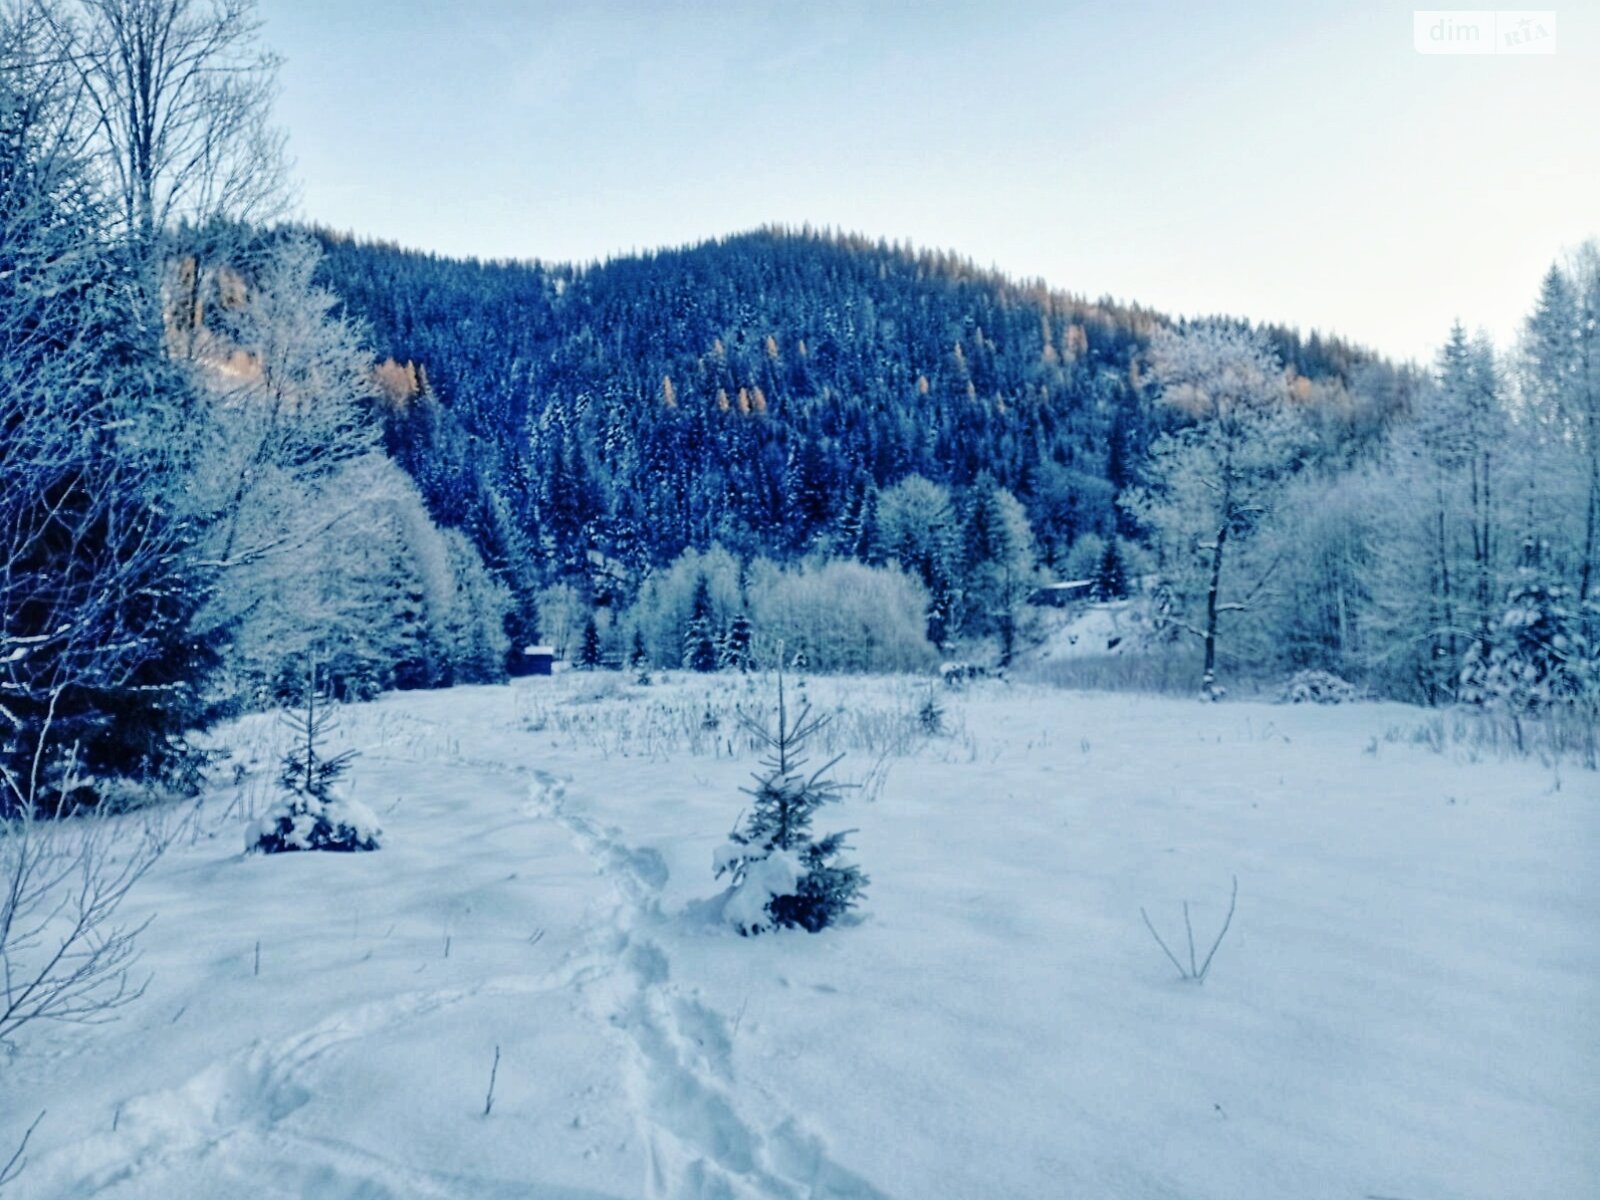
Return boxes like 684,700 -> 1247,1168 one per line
313,227 -> 1406,646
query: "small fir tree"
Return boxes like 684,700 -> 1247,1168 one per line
252,658 -> 381,854
714,667 -> 866,934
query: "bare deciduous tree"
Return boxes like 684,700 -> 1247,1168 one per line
33,0 -> 286,242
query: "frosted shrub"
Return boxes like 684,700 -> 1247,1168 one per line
746,559 -> 937,673
1460,570 -> 1593,716
1277,669 -> 1360,705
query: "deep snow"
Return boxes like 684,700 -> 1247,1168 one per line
4,674 -> 1596,1199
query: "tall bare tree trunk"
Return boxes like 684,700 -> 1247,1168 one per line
1202,523 -> 1227,698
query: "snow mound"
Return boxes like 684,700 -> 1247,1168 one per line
716,846 -> 801,936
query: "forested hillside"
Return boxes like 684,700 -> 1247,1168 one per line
315,228 -> 1399,594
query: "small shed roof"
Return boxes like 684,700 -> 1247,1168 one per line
522,645 -> 556,655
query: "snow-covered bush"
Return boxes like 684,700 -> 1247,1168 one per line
746,559 -> 937,674
1460,569 -> 1594,716
939,661 -> 995,689
251,666 -> 381,855
1277,669 -> 1360,705
714,672 -> 866,934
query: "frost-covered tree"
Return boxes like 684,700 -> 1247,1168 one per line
578,615 -> 602,670
745,559 -> 937,673
1365,327 -> 1509,702
251,659 -> 380,854
877,475 -> 961,644
535,582 -> 586,663
628,545 -> 743,668
683,575 -> 720,672
0,30 -> 216,811
191,235 -> 381,570
714,669 -> 866,935
1121,324 -> 1306,696
720,612 -> 754,672
1519,245 -> 1600,603
960,473 -> 1039,662
1256,470 -> 1375,678
214,456 -> 506,707
1093,537 -> 1130,601
1460,546 -> 1594,720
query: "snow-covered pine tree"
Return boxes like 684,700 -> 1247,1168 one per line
714,667 -> 866,934
1093,538 -> 1129,601
579,615 -> 602,670
1460,545 -> 1594,723
252,659 -> 381,854
684,575 -> 720,672
720,612 -> 754,672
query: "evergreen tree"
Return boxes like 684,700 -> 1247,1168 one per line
1093,538 -> 1129,600
684,575 -> 720,672
714,668 -> 866,934
0,56 -> 218,813
720,612 -> 754,672
252,659 -> 381,854
1460,545 -> 1594,717
579,614 -> 603,669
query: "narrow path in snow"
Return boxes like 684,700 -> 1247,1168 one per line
526,770 -> 891,1200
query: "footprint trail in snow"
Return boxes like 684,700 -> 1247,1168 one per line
527,770 -> 890,1200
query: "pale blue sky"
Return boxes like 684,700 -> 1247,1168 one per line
259,0 -> 1598,363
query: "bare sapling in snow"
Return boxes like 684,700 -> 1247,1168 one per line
1,800 -> 165,1046
0,1107 -> 45,1192
482,1044 -> 501,1117
251,659 -> 381,854
1140,876 -> 1238,983
715,666 -> 867,934
1,671 -> 165,1046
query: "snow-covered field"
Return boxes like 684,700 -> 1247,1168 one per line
5,674 -> 1596,1200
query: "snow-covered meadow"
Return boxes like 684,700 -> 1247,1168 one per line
5,673 -> 1596,1200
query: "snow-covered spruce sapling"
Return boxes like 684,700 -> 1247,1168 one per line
714,669 -> 866,934
251,660 -> 381,854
